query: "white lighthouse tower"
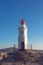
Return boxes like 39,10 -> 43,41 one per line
18,19 -> 28,50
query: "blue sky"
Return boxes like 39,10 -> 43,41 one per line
0,0 -> 43,50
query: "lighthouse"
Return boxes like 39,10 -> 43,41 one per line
18,19 -> 28,50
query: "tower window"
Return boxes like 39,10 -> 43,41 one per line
22,31 -> 24,34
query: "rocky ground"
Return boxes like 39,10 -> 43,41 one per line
0,50 -> 43,65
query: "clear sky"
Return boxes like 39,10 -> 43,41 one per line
0,0 -> 43,50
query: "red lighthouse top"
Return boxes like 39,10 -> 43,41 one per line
21,19 -> 25,25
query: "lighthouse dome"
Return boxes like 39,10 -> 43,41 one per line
21,19 -> 25,25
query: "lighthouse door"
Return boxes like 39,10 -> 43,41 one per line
21,42 -> 25,50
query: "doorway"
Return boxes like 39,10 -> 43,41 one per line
21,42 -> 25,50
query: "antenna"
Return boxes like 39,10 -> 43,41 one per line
30,44 -> 32,50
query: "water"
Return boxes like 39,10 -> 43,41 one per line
0,49 -> 14,53
33,50 -> 43,53
0,49 -> 43,53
